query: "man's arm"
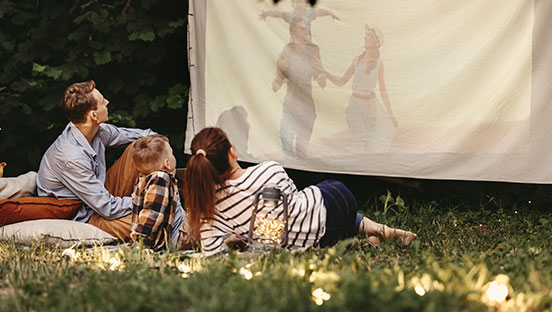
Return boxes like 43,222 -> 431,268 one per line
98,123 -> 155,148
273,46 -> 291,92
313,55 -> 356,87
312,46 -> 326,89
60,158 -> 132,220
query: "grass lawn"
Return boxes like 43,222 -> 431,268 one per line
1,193 -> 551,311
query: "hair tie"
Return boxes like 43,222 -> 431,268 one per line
196,149 -> 206,157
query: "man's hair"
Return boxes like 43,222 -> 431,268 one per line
61,80 -> 97,124
131,134 -> 170,174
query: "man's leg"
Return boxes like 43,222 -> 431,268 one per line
88,143 -> 140,240
295,112 -> 315,159
105,142 -> 139,197
88,213 -> 133,240
280,111 -> 297,157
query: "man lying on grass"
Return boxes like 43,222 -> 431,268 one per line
36,80 -> 185,241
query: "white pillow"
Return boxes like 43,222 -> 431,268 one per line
0,219 -> 117,247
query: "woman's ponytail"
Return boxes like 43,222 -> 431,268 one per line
184,128 -> 232,243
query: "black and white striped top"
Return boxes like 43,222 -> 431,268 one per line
200,161 -> 326,256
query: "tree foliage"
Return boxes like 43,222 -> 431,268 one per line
0,0 -> 188,175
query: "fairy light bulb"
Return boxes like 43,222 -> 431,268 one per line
486,281 -> 508,302
414,285 -> 426,296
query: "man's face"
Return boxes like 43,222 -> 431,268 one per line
90,88 -> 109,123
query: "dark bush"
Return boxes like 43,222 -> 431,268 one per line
0,0 -> 188,175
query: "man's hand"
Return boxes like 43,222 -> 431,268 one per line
312,56 -> 324,73
272,77 -> 284,92
316,74 -> 327,88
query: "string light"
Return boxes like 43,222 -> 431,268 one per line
178,264 -> 191,273
311,288 -> 331,306
486,281 -> 508,302
61,248 -> 76,261
239,267 -> 253,280
414,285 -> 426,296
107,257 -> 121,271
253,216 -> 285,244
291,268 -> 306,277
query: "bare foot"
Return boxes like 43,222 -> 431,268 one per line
398,231 -> 417,247
368,235 -> 380,246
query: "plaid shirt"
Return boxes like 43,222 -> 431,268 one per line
130,170 -> 179,249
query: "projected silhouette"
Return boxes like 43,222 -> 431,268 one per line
272,21 -> 326,158
259,0 -> 339,44
216,106 -> 252,158
320,25 -> 397,153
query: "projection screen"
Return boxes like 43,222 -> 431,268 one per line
185,0 -> 552,183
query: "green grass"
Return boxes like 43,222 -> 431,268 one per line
1,193 -> 551,312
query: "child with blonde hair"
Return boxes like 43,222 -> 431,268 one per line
130,134 -> 187,249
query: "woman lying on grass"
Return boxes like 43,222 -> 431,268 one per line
184,127 -> 417,256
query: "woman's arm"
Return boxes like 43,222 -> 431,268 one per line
312,47 -> 327,88
314,56 -> 355,87
378,62 -> 398,127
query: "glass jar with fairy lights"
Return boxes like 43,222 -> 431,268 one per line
247,184 -> 289,251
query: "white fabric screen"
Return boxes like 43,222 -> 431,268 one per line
186,0 -> 552,183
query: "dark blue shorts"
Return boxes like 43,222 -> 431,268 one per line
316,180 -> 363,247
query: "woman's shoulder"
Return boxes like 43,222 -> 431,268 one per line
259,160 -> 284,170
242,160 -> 286,179
305,43 -> 320,52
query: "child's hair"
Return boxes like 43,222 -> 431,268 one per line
184,127 -> 232,242
62,80 -> 97,124
131,134 -> 170,174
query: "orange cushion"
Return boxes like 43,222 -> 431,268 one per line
0,197 -> 82,226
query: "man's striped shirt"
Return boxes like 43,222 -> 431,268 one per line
200,161 -> 326,256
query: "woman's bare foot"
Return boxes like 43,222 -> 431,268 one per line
397,231 -> 417,246
358,217 -> 417,246
377,225 -> 417,246
368,235 -> 380,246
